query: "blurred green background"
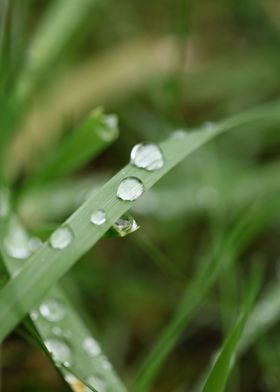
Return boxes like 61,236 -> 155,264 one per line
1,0 -> 280,391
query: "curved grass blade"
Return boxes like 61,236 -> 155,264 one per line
0,102 -> 280,342
0,214 -> 126,392
202,265 -> 262,392
133,197 -> 280,391
23,108 -> 118,191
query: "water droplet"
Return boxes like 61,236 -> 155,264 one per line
130,143 -> 164,171
86,376 -> 107,392
100,356 -> 112,371
50,226 -> 73,250
45,338 -> 72,364
52,326 -> 63,336
90,209 -> 107,225
98,114 -> 118,141
203,121 -> 215,130
30,310 -> 39,321
4,219 -> 31,259
65,374 -> 85,390
82,337 -> 101,357
28,237 -> 43,253
40,298 -> 66,322
113,214 -> 139,237
117,177 -> 144,201
171,129 -> 187,139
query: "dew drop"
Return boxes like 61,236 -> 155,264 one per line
113,214 -> 139,237
98,114 -> 118,142
90,209 -> 107,225
86,376 -> 107,392
52,326 -> 63,336
130,143 -> 164,171
100,356 -> 112,371
65,374 -> 85,390
45,338 -> 72,364
82,337 -> 101,357
117,177 -> 144,201
28,237 -> 43,253
40,298 -> 66,322
50,226 -> 73,250
30,310 -> 39,321
171,129 -> 188,140
4,219 -> 31,259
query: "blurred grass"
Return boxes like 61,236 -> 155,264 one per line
1,0 -> 280,391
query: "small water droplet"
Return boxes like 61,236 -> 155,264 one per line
4,219 -> 31,259
100,356 -> 112,371
171,129 -> 188,139
98,114 -> 118,141
90,209 -> 107,225
40,298 -> 66,322
203,121 -> 215,130
28,237 -> 43,253
86,376 -> 107,392
50,226 -> 73,250
30,310 -> 39,321
65,374 -> 85,390
130,143 -> 164,171
113,214 -> 139,237
45,338 -> 72,364
117,177 -> 144,201
82,337 -> 101,357
52,326 -> 63,336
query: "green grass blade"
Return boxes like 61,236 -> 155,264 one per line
133,198 -> 279,391
17,0 -> 98,100
0,215 -> 127,392
23,108 -> 118,191
0,102 -> 279,343
202,265 -> 262,392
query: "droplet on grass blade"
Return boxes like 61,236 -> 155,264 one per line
4,219 -> 32,259
171,129 -> 188,139
39,298 -> 66,322
45,338 -> 72,365
82,337 -> 101,357
50,226 -> 73,250
113,214 -> 139,237
130,143 -> 164,171
117,177 -> 144,201
28,237 -> 43,253
90,209 -> 107,225
100,356 -> 112,371
97,113 -> 118,142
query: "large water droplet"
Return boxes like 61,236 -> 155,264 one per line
39,298 -> 66,322
45,338 -> 72,364
82,337 -> 101,357
50,226 -> 73,250
117,177 -> 144,201
90,209 -> 107,225
113,214 -> 139,237
86,376 -> 107,392
130,143 -> 164,171
4,219 -> 31,259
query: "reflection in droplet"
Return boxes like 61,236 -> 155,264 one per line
90,209 -> 107,225
130,143 -> 164,171
82,337 -> 101,357
45,338 -> 72,364
117,177 -> 144,201
40,299 -> 66,322
50,226 -> 73,250
86,376 -> 107,392
4,219 -> 31,259
113,215 -> 139,237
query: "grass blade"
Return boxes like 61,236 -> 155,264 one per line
0,102 -> 279,343
0,214 -> 127,392
202,265 -> 262,392
23,108 -> 118,191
